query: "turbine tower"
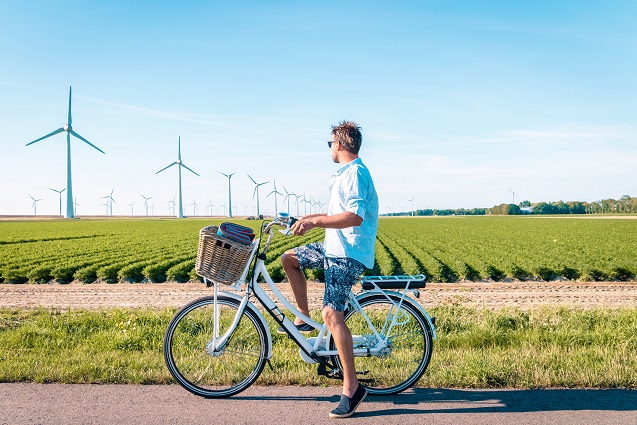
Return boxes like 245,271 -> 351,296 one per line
156,137 -> 199,218
48,187 -> 66,216
218,172 -> 235,218
248,174 -> 269,218
26,86 -> 105,218
409,196 -> 415,216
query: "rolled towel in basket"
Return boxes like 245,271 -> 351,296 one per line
217,222 -> 255,245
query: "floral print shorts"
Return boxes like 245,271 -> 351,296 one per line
293,242 -> 366,311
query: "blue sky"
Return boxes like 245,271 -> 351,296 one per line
1,1 -> 635,216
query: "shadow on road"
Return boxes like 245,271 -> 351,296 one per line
237,388 -> 637,418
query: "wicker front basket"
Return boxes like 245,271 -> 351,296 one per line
195,226 -> 254,285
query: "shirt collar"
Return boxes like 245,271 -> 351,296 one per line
335,157 -> 362,176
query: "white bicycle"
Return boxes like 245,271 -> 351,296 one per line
163,213 -> 437,398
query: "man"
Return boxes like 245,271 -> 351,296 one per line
280,120 -> 379,418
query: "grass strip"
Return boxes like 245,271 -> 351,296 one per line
0,306 -> 636,388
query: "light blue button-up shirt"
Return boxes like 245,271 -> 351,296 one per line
324,158 -> 379,269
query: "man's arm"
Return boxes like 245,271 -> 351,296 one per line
291,212 -> 362,236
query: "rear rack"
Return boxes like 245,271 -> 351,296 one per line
360,274 -> 427,290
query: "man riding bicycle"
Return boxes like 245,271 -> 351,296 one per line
281,120 -> 379,418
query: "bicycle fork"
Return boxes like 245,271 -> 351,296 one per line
204,283 -> 256,356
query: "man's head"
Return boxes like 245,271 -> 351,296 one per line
330,121 -> 362,155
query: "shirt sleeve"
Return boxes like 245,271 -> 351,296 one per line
344,167 -> 367,220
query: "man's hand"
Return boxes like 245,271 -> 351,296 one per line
291,218 -> 316,236
289,212 -> 362,236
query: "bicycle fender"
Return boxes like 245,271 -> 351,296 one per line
218,290 -> 273,359
355,291 -> 437,340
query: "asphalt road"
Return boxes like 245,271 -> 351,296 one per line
1,384 -> 636,425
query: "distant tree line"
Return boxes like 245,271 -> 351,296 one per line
383,195 -> 637,216
487,195 -> 637,215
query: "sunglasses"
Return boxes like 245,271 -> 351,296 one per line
327,140 -> 338,148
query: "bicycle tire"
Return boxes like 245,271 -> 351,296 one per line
330,293 -> 434,395
164,295 -> 269,398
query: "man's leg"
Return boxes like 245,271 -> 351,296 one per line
322,307 -> 358,396
281,249 -> 309,323
322,257 -> 367,418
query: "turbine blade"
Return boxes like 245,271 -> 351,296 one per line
247,174 -> 257,185
156,162 -> 178,174
70,130 -> 105,154
180,163 -> 200,176
219,171 -> 229,178
68,86 -> 72,125
26,128 -> 65,145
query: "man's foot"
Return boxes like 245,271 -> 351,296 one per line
329,384 -> 367,418
276,322 -> 315,335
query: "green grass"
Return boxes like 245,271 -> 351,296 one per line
1,306 -> 636,388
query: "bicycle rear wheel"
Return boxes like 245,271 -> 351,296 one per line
331,293 -> 434,395
164,295 -> 269,398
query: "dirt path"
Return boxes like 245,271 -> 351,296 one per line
1,280 -> 636,310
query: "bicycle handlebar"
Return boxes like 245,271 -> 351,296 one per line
263,212 -> 298,235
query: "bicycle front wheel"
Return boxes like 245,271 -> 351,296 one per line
331,293 -> 434,395
164,295 -> 269,398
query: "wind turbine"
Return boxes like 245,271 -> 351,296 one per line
101,188 -> 115,216
248,175 -> 269,218
127,201 -> 136,216
29,195 -> 42,215
190,198 -> 198,216
509,188 -> 516,205
293,193 -> 302,216
48,187 -> 66,216
140,194 -> 152,216
25,86 -> 105,218
283,187 -> 294,214
301,193 -> 309,216
167,196 -> 177,216
156,137 -> 199,218
74,197 -> 80,215
408,196 -> 415,216
267,179 -> 283,215
207,200 -> 214,216
218,172 -> 235,218
150,203 -> 155,216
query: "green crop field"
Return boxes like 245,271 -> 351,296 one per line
1,216 -> 636,284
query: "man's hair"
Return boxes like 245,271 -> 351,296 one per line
331,121 -> 362,154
